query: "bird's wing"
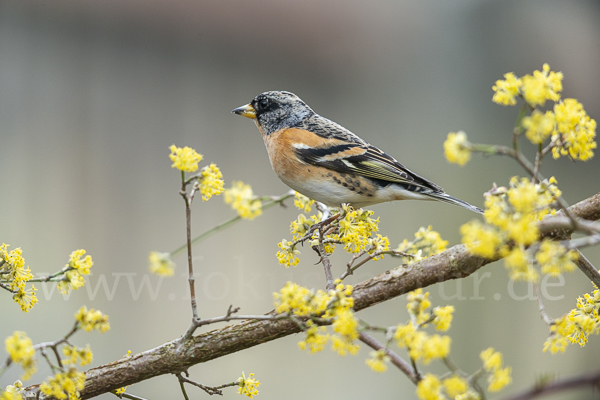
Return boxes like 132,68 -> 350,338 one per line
292,117 -> 444,193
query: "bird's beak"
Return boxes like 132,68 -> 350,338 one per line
231,103 -> 256,119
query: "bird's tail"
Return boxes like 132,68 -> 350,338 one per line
427,192 -> 484,214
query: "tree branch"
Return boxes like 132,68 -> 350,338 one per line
500,370 -> 600,400
22,192 -> 600,400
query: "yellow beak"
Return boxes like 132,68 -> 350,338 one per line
231,103 -> 256,119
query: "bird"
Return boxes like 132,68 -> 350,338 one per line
232,91 -> 483,214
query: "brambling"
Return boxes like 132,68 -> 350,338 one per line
232,91 -> 482,214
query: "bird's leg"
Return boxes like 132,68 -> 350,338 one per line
315,202 -> 331,221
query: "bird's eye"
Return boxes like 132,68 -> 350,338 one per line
258,98 -> 269,111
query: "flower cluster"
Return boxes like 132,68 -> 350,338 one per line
293,191 -> 314,213
480,348 -> 512,392
40,367 -> 86,400
393,290 -> 494,400
278,204 -> 389,267
543,285 -> 600,353
62,345 -> 93,366
169,144 -> 203,172
198,163 -> 224,201
1,381 -> 24,400
492,63 -> 562,107
75,306 -> 110,333
0,244 -> 37,312
276,239 -> 300,268
224,181 -> 262,220
443,131 -> 471,166
492,64 -> 596,161
396,226 -> 448,265
4,332 -> 37,380
237,372 -> 260,399
58,249 -> 93,294
460,177 -> 571,282
365,349 -> 390,373
274,281 -> 359,356
148,251 -> 175,277
416,373 -> 473,400
337,205 -> 380,253
394,290 -> 454,366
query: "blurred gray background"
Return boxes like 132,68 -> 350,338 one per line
1,0 -> 599,399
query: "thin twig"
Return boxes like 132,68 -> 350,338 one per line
115,392 -> 149,400
532,143 -> 543,184
340,249 -> 413,281
178,172 -> 200,325
533,282 -> 553,325
572,251 -> 600,288
358,332 -> 418,384
0,281 -> 17,293
170,191 -> 294,258
176,372 -> 237,396
26,267 -> 72,283
500,370 -> 600,400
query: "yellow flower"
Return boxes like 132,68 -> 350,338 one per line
432,305 -> 454,331
543,315 -> 571,353
492,72 -> 522,106
503,246 -> 538,282
58,249 -> 93,294
169,144 -> 203,172
337,208 -> 379,254
407,289 -> 431,325
224,181 -> 263,220
5,332 -> 37,380
394,322 -> 418,349
522,110 -> 555,144
298,324 -> 329,353
148,251 -> 175,277
62,345 -> 93,366
40,367 -> 85,400
198,163 -> 224,201
0,244 -> 32,292
293,191 -> 314,213
444,131 -> 471,166
422,334 -> 451,364
396,226 -> 447,265
115,387 -> 127,395
443,375 -> 469,399
536,240 -> 578,277
331,335 -> 360,356
416,374 -> 444,400
552,98 -> 597,161
365,349 -> 389,373
276,239 -> 300,268
68,249 -> 93,275
460,220 -> 501,258
237,372 -> 260,399
332,309 -> 359,341
521,63 -> 563,106
12,286 -> 38,313
506,217 -> 539,246
1,381 -> 24,400
480,347 -> 503,371
75,306 -> 110,333
488,367 -> 512,392
507,177 -> 538,213
367,234 -> 390,260
290,213 -> 319,240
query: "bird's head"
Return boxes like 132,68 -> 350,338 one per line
232,91 -> 313,135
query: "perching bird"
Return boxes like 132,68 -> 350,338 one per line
232,91 -> 482,214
